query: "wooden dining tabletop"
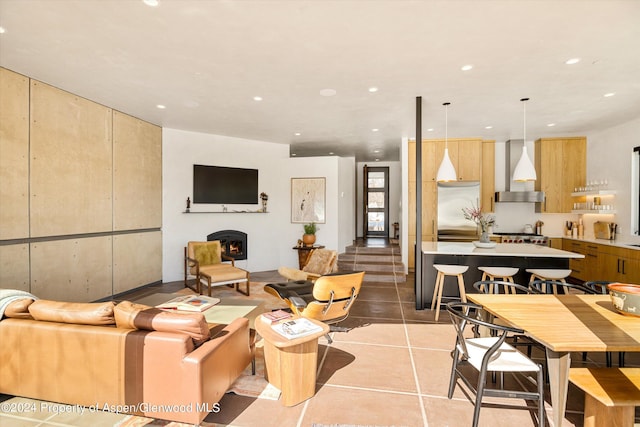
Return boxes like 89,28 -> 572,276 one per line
466,293 -> 640,427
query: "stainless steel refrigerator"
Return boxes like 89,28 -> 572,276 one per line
437,181 -> 480,241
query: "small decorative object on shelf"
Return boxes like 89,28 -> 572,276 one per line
462,203 -> 495,244
186,196 -> 191,213
260,192 -> 269,212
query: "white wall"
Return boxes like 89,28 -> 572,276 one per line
162,128 -> 351,282
355,160 -> 402,238
338,157 -> 357,250
586,117 -> 640,243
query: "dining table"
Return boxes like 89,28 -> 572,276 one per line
466,293 -> 640,427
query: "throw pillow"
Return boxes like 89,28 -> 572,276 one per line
4,298 -> 35,319
29,300 -> 116,325
303,249 -> 335,275
115,301 -> 210,346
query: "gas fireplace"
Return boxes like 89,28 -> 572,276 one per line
207,230 -> 247,261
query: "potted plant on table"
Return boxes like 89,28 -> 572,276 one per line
462,204 -> 495,243
302,222 -> 318,247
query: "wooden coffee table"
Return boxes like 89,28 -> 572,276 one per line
254,316 -> 330,406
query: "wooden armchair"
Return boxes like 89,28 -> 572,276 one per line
278,248 -> 338,282
184,241 -> 250,296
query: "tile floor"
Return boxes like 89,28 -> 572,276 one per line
2,268 -> 639,426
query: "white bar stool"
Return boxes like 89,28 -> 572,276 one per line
431,264 -> 469,321
526,268 -> 572,294
477,267 -> 519,294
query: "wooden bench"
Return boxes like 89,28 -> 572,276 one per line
569,368 -> 640,427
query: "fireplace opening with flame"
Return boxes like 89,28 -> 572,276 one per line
207,230 -> 247,261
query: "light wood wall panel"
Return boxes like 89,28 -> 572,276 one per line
0,68 -> 30,240
29,81 -> 113,237
113,111 -> 162,230
30,236 -> 113,302
113,231 -> 162,295
0,244 -> 30,291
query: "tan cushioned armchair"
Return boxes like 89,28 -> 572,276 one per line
185,240 -> 250,296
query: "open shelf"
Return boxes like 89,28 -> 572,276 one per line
571,190 -> 617,197
183,211 -> 267,214
571,209 -> 617,215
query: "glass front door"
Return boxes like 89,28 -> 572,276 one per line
364,166 -> 389,237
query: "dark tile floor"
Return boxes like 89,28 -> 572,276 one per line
2,242 -> 638,426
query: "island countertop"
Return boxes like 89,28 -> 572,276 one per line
421,242 -> 585,258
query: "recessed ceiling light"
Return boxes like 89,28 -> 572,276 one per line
372,128 -> 379,132
0,27 -> 6,34
294,132 -> 301,136
461,64 -> 473,71
156,104 -> 166,109
375,158 -> 380,162
143,0 -> 159,6
603,92 -> 616,97
253,96 -> 263,101
485,126 -> 493,129
373,149 -> 381,153
547,123 -> 556,127
427,128 -> 434,132
368,87 -> 379,93
329,152 -> 334,155
565,58 -> 581,65
292,153 -> 297,156
320,89 -> 337,97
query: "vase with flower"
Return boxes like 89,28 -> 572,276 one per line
462,204 -> 495,244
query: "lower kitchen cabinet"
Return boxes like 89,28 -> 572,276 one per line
563,238 -> 640,284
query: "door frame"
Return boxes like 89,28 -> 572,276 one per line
363,165 -> 390,237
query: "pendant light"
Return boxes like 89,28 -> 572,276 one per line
436,102 -> 457,182
512,97 -> 537,182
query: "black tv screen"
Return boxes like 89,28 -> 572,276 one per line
193,164 -> 258,204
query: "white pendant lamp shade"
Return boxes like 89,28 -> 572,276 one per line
513,97 -> 536,182
436,102 -> 457,182
513,145 -> 537,182
437,148 -> 457,182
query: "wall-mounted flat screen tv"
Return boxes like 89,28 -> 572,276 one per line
193,164 -> 258,204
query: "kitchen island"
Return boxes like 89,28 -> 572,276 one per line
417,242 -> 585,309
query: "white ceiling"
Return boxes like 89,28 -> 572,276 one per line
1,0 -> 639,162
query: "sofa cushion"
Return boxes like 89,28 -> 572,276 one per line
4,298 -> 35,319
115,301 -> 210,345
28,300 -> 116,325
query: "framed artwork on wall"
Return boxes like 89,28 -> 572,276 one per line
291,177 -> 326,223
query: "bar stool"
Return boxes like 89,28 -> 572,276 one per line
431,264 -> 469,321
477,267 -> 519,294
526,268 -> 572,294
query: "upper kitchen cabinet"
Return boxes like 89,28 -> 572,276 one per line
481,140 -> 495,213
534,136 -> 586,213
435,138 -> 482,181
408,139 -> 438,182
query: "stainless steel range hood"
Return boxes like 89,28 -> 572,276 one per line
494,139 -> 545,203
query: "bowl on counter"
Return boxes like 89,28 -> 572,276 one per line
608,283 -> 640,317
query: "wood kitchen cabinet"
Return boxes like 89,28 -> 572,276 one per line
407,137 -> 483,269
481,140 -> 495,212
535,137 -> 586,213
563,239 -> 587,281
598,246 -> 640,284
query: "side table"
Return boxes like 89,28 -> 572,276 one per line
292,245 -> 325,269
254,316 -> 330,406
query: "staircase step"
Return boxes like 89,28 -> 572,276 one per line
338,253 -> 402,263
337,242 -> 406,283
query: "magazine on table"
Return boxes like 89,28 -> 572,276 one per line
271,318 -> 324,339
260,309 -> 293,324
156,295 -> 220,312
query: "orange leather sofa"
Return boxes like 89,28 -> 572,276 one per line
0,298 -> 252,425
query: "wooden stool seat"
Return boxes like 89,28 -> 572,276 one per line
526,268 -> 572,286
569,368 -> 640,427
431,264 -> 469,322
